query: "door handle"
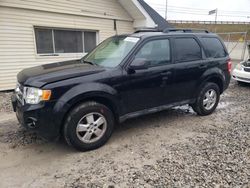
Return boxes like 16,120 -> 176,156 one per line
161,71 -> 172,82
160,71 -> 172,76
162,76 -> 169,81
199,64 -> 207,69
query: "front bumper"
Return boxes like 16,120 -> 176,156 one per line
232,69 -> 250,83
11,94 -> 60,141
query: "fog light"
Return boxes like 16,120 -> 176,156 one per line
27,117 -> 37,129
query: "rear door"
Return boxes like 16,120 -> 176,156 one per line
199,36 -> 230,86
172,36 -> 207,102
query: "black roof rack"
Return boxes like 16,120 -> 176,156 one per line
134,29 -> 161,33
134,28 -> 210,34
163,28 -> 210,33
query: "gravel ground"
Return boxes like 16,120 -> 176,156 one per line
0,80 -> 249,188
0,91 -> 13,112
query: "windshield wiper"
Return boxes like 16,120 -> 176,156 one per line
82,60 -> 97,66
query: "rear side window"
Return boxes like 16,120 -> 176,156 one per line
200,37 -> 227,58
174,38 -> 202,62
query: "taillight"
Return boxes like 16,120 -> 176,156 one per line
227,59 -> 232,73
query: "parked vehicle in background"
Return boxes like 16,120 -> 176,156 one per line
232,43 -> 250,84
232,59 -> 250,84
12,28 -> 231,151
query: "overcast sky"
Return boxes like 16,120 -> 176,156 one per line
144,0 -> 250,22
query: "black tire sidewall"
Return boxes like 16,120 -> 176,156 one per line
64,102 -> 114,151
196,83 -> 220,116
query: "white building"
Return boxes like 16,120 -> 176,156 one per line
0,0 -> 171,90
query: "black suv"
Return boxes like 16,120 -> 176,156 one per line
12,29 -> 231,151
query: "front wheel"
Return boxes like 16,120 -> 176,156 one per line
191,82 -> 220,116
64,101 -> 114,151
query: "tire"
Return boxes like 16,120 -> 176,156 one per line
64,101 -> 114,151
191,82 -> 220,116
237,81 -> 246,86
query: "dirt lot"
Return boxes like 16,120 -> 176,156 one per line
0,79 -> 249,187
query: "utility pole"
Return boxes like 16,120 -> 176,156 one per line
215,9 -> 218,32
209,8 -> 218,32
215,8 -> 218,24
165,0 -> 168,20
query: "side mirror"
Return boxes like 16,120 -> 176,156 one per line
129,58 -> 148,70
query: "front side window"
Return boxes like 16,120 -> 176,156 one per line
174,38 -> 202,62
134,39 -> 171,67
83,36 -> 139,68
200,37 -> 227,58
34,28 -> 97,54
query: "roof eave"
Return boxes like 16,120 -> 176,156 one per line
118,0 -> 158,29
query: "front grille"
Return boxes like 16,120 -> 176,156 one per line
244,67 -> 250,72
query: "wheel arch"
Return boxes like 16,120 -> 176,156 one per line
52,83 -> 121,135
197,68 -> 226,94
205,76 -> 224,93
65,93 -> 119,120
58,93 -> 120,136
192,73 -> 225,102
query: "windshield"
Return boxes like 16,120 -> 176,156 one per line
83,36 -> 140,68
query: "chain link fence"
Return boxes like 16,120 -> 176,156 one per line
217,32 -> 249,60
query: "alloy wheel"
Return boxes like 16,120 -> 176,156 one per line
76,112 -> 107,143
203,89 -> 217,110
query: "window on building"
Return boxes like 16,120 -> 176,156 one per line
34,28 -> 97,54
174,38 -> 202,62
35,29 -> 53,54
84,32 -> 97,53
54,30 -> 83,53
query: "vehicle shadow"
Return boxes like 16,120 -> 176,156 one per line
0,105 -> 196,153
237,82 -> 250,87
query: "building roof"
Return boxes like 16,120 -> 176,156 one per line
119,0 -> 173,30
137,0 -> 173,30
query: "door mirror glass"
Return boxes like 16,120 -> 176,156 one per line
130,58 -> 148,70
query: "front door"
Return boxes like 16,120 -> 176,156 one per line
119,38 -> 175,114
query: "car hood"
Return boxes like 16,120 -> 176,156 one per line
242,59 -> 250,67
17,59 -> 105,88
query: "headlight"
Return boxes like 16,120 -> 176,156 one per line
235,63 -> 243,71
24,87 -> 51,104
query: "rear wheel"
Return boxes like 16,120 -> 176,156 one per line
191,82 -> 220,116
64,101 -> 114,151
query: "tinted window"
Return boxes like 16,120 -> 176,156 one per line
135,39 -> 171,66
174,38 -> 202,62
35,28 -> 53,54
200,37 -> 227,58
54,30 -> 83,53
